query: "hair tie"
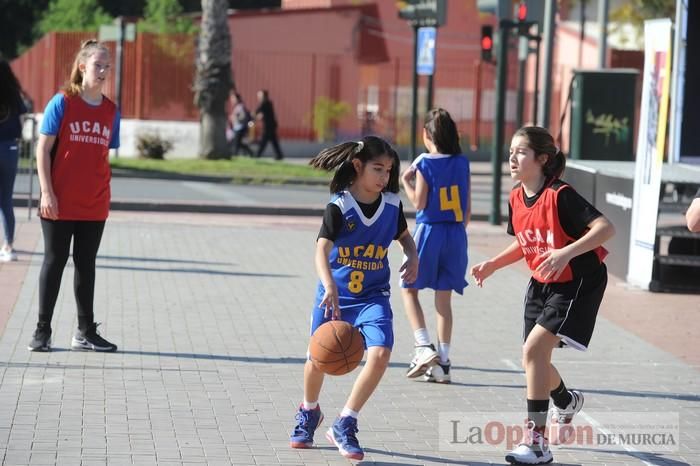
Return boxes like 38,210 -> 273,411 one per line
355,141 -> 364,154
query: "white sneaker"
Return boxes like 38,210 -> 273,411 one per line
423,360 -> 451,383
0,248 -> 17,262
505,429 -> 553,465
406,344 -> 439,378
550,390 -> 584,444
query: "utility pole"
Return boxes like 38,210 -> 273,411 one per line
114,16 -> 125,158
490,19 -> 511,225
538,0 -> 556,127
598,0 -> 609,68
410,25 -> 419,159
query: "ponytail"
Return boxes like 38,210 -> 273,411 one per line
62,39 -> 110,97
424,108 -> 462,155
309,136 -> 400,194
545,150 -> 566,179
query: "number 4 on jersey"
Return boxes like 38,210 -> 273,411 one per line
439,185 -> 463,222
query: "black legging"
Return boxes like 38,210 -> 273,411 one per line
38,219 -> 105,332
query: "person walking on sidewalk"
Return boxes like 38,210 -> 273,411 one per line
0,57 -> 28,262
400,108 -> 471,384
289,136 -> 418,461
228,92 -> 253,157
471,126 -> 615,465
254,89 -> 284,160
28,39 -> 120,353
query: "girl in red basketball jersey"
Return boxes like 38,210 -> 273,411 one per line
471,126 -> 615,465
28,40 -> 120,353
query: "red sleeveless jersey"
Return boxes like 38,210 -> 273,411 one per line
509,181 -> 608,283
51,94 -> 117,221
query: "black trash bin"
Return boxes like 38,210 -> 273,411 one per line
569,69 -> 638,161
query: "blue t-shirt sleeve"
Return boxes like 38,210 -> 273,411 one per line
40,93 -> 65,135
109,110 -> 121,149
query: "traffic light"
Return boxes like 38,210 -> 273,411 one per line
480,25 -> 494,62
517,1 -> 527,22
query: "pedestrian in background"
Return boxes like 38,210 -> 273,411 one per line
28,39 -> 120,353
255,89 -> 284,160
228,92 -> 253,157
0,57 -> 28,262
400,108 -> 471,384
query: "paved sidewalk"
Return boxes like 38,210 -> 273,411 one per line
0,211 -> 698,465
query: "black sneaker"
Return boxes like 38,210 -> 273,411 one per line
71,323 -> 117,352
423,360 -> 451,383
28,324 -> 52,352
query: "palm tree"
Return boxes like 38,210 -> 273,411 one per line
194,0 -> 233,159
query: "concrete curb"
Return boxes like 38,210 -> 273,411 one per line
13,195 -> 504,222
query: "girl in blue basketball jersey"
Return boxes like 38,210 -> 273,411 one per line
289,136 -> 418,461
400,108 -> 471,384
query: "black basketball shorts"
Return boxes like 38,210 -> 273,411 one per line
523,263 -> 608,351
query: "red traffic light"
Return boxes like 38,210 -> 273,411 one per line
517,2 -> 527,22
480,25 -> 493,61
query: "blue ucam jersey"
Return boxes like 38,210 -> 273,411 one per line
323,191 -> 401,300
412,153 -> 470,224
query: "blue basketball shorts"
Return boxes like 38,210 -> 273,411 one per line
401,222 -> 468,294
310,294 -> 393,349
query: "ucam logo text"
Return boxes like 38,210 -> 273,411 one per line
69,120 -> 111,139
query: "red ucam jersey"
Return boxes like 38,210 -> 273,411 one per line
51,94 -> 117,221
509,180 -> 608,283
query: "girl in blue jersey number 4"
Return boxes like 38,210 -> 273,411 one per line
400,108 -> 471,383
289,136 -> 418,461
471,126 -> 615,465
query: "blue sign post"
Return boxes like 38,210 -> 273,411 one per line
416,27 -> 437,76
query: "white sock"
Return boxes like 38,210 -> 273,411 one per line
302,400 -> 318,410
340,407 -> 359,419
414,328 -> 430,346
438,342 -> 450,364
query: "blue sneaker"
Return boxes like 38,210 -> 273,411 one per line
289,405 -> 323,448
326,416 -> 364,460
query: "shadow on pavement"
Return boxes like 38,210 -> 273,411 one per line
95,264 -> 295,277
561,448 -> 689,466
97,254 -> 238,266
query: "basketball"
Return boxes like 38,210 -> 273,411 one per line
309,321 -> 365,375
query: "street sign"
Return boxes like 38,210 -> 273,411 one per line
397,0 -> 446,27
98,23 -> 136,42
416,27 -> 436,75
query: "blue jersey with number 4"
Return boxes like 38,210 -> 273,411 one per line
322,191 -> 401,300
412,153 -> 470,224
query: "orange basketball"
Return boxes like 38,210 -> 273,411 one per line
309,321 -> 365,375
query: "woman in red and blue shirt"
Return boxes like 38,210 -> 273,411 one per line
29,39 -> 120,353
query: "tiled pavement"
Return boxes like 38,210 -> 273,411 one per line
0,210 -> 697,465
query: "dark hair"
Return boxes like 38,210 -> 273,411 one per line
424,108 -> 462,155
258,89 -> 269,100
0,58 -> 23,113
310,135 -> 401,194
513,126 -> 566,178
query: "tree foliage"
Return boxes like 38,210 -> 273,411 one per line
609,0 -> 676,47
0,0 -> 50,58
37,0 -> 113,34
138,0 -> 195,34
